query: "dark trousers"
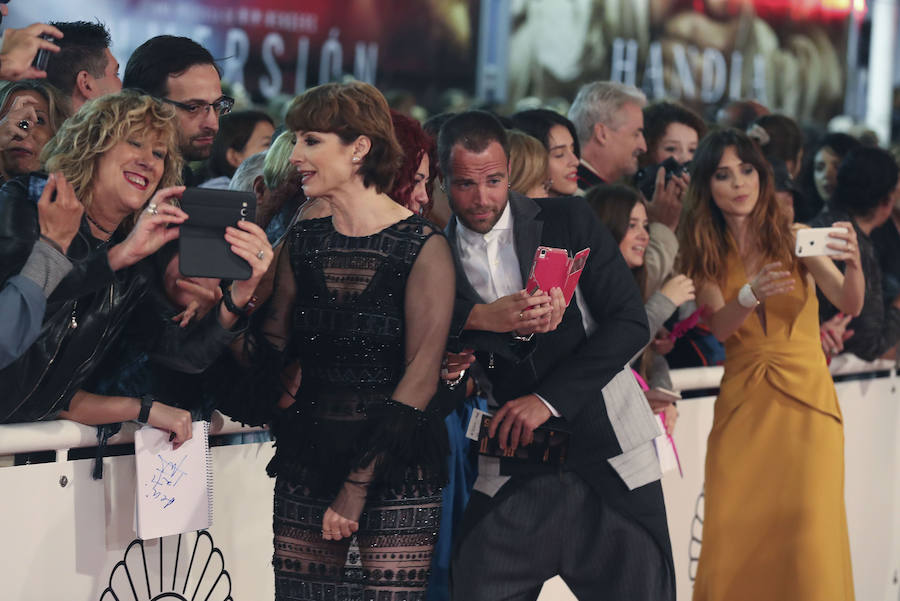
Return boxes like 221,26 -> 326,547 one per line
451,472 -> 673,601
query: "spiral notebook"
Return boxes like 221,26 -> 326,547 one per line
133,421 -> 213,540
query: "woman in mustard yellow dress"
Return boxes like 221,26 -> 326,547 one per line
680,129 -> 864,601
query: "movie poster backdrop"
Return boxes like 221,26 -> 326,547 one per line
4,0 -> 480,110
5,1 -> 861,132
508,0 -> 860,122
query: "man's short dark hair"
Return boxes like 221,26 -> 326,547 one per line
833,147 -> 899,218
437,110 -> 509,180
122,35 -> 219,98
46,21 -> 111,97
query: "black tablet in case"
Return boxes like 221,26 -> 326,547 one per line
178,187 -> 257,280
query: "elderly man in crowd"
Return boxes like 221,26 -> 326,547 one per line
569,80 -> 684,294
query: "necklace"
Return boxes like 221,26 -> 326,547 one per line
85,212 -> 115,237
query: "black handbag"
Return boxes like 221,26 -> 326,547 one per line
178,187 -> 257,280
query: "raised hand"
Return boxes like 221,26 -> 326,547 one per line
749,262 -> 794,301
0,22 -> 63,80
226,220 -> 274,307
0,94 -> 39,149
109,186 -> 188,270
660,274 -> 696,307
825,222 -> 861,269
647,169 -> 689,231
37,172 -> 83,254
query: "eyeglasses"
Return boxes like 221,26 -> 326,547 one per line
162,95 -> 234,117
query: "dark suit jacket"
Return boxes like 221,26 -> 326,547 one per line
447,193 -> 672,565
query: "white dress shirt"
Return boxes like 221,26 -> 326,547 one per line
455,202 -> 522,301
454,203 -> 560,419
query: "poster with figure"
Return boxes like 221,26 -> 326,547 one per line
507,0 -> 860,122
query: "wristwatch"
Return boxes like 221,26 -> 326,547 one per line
737,283 -> 761,308
137,394 -> 155,425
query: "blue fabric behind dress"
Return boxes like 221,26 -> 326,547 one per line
426,394 -> 487,601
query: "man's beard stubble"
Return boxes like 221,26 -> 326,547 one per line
180,130 -> 216,162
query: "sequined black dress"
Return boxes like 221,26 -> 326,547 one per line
254,214 -> 454,601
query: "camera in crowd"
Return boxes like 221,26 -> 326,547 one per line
633,157 -> 691,201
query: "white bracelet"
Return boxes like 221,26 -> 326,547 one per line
737,283 -> 760,308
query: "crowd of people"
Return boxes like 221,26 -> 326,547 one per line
1,8 -> 897,601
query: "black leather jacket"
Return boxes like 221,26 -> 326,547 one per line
0,174 -> 244,423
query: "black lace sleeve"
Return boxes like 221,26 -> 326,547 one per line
393,231 -> 456,409
215,238 -> 297,426
331,231 -> 455,521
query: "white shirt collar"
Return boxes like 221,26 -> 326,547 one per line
580,157 -> 601,177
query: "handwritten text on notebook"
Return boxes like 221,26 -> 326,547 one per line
134,421 -> 212,540
146,454 -> 190,510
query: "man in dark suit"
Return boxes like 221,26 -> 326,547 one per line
440,111 -> 674,600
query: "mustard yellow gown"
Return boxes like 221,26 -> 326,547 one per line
692,249 -> 854,601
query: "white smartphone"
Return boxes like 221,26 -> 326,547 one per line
794,226 -> 848,257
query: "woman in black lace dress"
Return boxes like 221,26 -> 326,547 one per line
249,82 -> 455,600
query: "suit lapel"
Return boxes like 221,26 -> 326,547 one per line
444,216 -> 487,304
509,193 -> 543,285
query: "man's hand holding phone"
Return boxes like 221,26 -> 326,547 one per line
515,286 -> 565,335
465,289 -> 553,333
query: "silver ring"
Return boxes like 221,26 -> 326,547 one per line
256,249 -> 265,260
146,203 -> 159,215
16,120 -> 29,131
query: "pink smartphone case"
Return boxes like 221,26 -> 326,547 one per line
525,246 -> 591,305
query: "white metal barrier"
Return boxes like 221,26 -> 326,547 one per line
1,357 -> 898,601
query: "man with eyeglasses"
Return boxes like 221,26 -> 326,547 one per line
123,35 -> 233,185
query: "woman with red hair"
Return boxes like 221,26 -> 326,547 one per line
389,109 -> 437,217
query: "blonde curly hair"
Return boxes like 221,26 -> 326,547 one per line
41,90 -> 183,211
